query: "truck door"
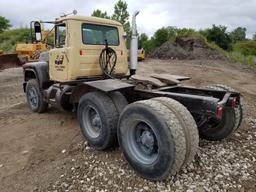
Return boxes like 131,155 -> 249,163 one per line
49,23 -> 69,81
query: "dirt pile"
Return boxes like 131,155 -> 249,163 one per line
149,37 -> 224,60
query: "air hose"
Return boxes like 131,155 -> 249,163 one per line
99,40 -> 117,79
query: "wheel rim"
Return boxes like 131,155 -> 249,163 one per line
82,105 -> 102,138
126,121 -> 159,164
27,87 -> 39,109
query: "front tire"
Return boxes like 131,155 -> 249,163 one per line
26,79 -> 48,113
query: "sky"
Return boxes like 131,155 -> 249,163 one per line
0,0 -> 255,38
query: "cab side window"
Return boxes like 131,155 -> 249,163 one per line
55,24 -> 66,48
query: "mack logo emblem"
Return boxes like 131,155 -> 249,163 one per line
55,55 -> 64,65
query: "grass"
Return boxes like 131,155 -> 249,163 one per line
228,52 -> 256,68
0,28 -> 30,53
209,43 -> 256,68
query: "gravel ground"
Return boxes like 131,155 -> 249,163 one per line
0,59 -> 255,192
44,105 -> 256,192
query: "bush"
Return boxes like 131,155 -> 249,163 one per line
175,28 -> 196,38
152,27 -> 170,47
230,27 -> 246,43
200,25 -> 232,51
0,28 -> 30,52
229,51 -> 256,67
143,39 -> 156,53
233,41 -> 256,56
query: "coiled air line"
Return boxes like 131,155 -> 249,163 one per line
99,40 -> 117,79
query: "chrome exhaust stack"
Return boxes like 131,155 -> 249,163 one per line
129,11 -> 140,75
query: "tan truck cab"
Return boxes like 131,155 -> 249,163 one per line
49,16 -> 128,82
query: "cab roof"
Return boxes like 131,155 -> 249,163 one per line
55,15 -> 122,26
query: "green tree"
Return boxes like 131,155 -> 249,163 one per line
0,16 -> 11,33
138,33 -> 148,49
152,27 -> 170,47
0,28 -> 30,52
166,26 -> 178,41
253,33 -> 256,40
203,25 -> 232,50
230,27 -> 246,42
112,0 -> 130,35
91,9 -> 110,19
143,39 -> 155,53
176,28 -> 196,37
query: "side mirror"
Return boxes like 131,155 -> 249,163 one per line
34,21 -> 42,42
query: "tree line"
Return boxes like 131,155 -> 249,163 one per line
139,26 -> 256,54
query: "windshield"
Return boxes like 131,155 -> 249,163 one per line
82,24 -> 119,46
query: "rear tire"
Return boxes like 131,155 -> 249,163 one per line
152,97 -> 199,166
118,100 -> 186,180
78,91 -> 118,150
199,84 -> 239,140
26,79 -> 48,113
108,91 -> 128,115
199,107 -> 236,140
205,84 -> 244,130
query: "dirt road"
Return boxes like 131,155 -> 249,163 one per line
0,59 -> 255,192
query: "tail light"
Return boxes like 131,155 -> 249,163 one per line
229,97 -> 237,108
216,105 -> 223,119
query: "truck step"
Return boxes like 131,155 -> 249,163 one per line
49,98 -> 57,106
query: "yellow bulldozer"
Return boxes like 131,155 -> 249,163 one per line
0,21 -> 53,68
16,21 -> 53,64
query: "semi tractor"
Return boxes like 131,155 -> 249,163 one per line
22,11 -> 244,180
